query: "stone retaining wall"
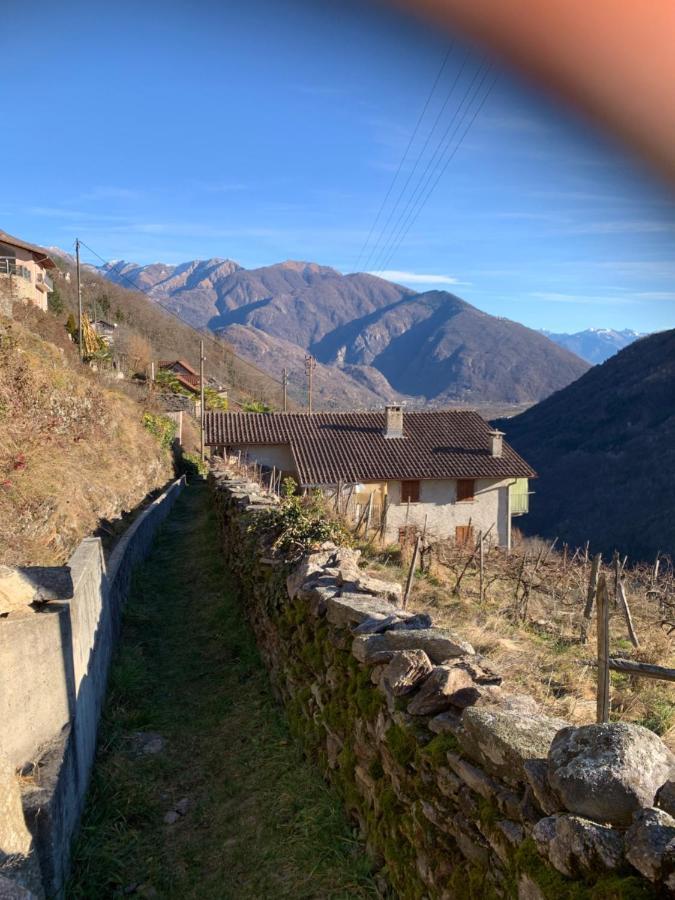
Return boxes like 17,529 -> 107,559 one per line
0,476 -> 186,899
210,463 -> 675,899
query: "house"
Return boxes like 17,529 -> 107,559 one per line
91,319 -> 117,345
158,359 -> 201,394
0,229 -> 57,313
205,405 -> 535,549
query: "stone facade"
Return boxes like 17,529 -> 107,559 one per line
210,462 -> 675,898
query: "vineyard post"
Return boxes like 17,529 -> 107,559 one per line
596,574 -> 610,724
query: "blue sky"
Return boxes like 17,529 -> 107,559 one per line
3,0 -> 675,334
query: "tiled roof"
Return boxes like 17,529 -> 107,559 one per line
0,230 -> 57,269
205,410 -> 536,485
159,359 -> 199,376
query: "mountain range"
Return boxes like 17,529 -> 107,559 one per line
543,328 -> 644,364
95,256 -> 590,411
496,329 -> 675,560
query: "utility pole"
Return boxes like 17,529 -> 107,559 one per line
282,367 -> 288,412
304,354 -> 316,414
75,238 -> 83,360
200,340 -> 206,462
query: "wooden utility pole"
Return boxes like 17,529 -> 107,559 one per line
200,340 -> 205,462
403,536 -> 421,609
304,354 -> 316,414
282,368 -> 288,412
596,574 -> 610,723
75,238 -> 83,360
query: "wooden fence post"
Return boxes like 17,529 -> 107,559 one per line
596,574 -> 610,724
403,536 -> 421,609
479,530 -> 485,604
581,552 -> 602,643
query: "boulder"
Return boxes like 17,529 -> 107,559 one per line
523,759 -> 560,816
388,613 -> 433,631
462,708 -> 569,787
326,594 -> 400,629
0,876 -> 40,900
353,614 -> 400,635
286,551 -> 336,599
351,627 -> 474,666
548,723 -> 675,826
380,650 -> 433,697
625,807 -> 675,884
657,781 -> 675,818
408,665 -> 479,716
532,814 -> 624,878
338,570 -> 402,603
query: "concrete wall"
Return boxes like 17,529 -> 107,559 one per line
0,476 -> 186,898
385,478 -> 513,546
237,444 -> 295,473
0,246 -> 49,311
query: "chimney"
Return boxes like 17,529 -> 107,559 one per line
384,404 -> 404,439
489,429 -> 504,458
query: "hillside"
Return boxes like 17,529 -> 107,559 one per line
544,327 -> 644,364
496,329 -> 675,560
98,257 -> 590,409
0,316 -> 174,565
47,253 -> 289,409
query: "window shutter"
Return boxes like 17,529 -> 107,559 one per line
457,479 -> 475,502
401,480 -> 420,503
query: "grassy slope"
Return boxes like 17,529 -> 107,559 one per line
67,485 -> 376,899
0,317 -> 173,565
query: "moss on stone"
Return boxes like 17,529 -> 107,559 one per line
421,732 -> 460,765
385,723 -> 417,768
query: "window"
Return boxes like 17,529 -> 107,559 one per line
456,525 -> 474,547
400,480 -> 420,503
456,479 -> 475,502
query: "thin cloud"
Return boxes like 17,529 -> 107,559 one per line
370,270 -> 465,286
528,291 -> 634,306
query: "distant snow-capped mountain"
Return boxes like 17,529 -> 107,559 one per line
542,328 -> 645,364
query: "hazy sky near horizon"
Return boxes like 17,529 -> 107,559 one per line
3,0 -> 675,334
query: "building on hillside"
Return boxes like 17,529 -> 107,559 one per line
205,405 -> 535,549
158,359 -> 201,394
91,319 -> 118,345
0,229 -> 57,313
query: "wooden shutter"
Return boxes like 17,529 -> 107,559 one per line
455,525 -> 474,547
456,479 -> 475,502
401,480 -> 420,503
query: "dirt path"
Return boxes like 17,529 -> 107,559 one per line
67,484 -> 375,899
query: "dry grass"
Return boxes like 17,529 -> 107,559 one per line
0,317 -> 174,565
360,534 -> 675,749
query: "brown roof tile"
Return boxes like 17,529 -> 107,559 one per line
205,410 -> 535,485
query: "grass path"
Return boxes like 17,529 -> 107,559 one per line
67,484 -> 376,899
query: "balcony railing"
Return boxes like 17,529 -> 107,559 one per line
0,257 -> 31,281
36,272 -> 54,291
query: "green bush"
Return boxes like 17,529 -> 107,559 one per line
178,450 -> 208,481
254,488 -> 347,555
242,399 -> 272,413
142,412 -> 177,450
48,287 -> 64,315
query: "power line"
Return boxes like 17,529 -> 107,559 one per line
354,45 -> 453,273
362,49 -> 470,275
376,70 -> 498,276
75,239 -> 284,388
369,60 -> 493,275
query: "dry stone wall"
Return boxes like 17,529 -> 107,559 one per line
210,464 -> 675,899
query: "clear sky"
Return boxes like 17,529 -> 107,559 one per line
3,0 -> 675,334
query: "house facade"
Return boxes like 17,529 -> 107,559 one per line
158,359 -> 201,394
0,230 -> 57,313
205,406 -> 535,549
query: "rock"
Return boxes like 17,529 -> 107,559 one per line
286,551 -> 336,599
338,571 -> 402,603
407,665 -> 477,716
518,873 -> 546,900
446,752 -> 501,801
163,810 -> 180,825
128,732 -> 165,757
462,708 -> 569,787
325,594 -> 399,629
532,814 -> 624,877
548,723 -> 675,826
353,614 -> 400,635
657,781 -> 675,818
0,565 -> 73,614
625,807 -> 675,883
429,710 -> 462,735
351,627 -> 474,665
523,759 -> 560,816
174,798 -> 190,816
380,650 -> 433,697
388,613 -> 433,631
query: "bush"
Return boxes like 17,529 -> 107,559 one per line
178,450 -> 208,481
242,400 -> 272,413
142,413 -> 177,450
255,488 -> 347,555
48,287 -> 64,315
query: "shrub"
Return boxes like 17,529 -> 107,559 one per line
242,400 -> 272,413
254,489 -> 347,555
178,450 -> 208,481
142,413 -> 177,450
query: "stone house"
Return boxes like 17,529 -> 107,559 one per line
205,406 -> 535,548
0,229 -> 57,313
158,359 -> 201,394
